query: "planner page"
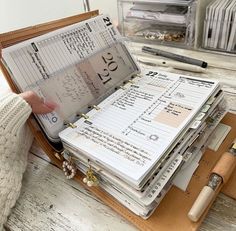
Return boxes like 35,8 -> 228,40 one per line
2,15 -> 139,141
59,68 -> 219,187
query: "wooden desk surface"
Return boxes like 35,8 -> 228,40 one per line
2,43 -> 236,230
4,144 -> 236,231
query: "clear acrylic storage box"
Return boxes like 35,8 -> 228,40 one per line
117,0 -> 197,48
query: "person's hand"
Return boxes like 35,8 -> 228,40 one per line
19,91 -> 57,114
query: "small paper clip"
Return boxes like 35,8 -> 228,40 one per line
119,86 -> 126,90
128,80 -> 134,84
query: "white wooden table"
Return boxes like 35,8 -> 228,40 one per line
2,43 -> 236,230
4,144 -> 236,231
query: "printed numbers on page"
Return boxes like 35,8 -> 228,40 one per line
97,52 -> 118,84
102,52 -> 118,72
103,17 -> 112,27
146,71 -> 158,77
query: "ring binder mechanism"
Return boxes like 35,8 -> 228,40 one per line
119,85 -> 126,90
92,105 -> 100,110
122,79 -> 135,88
64,122 -> 77,129
79,113 -> 90,120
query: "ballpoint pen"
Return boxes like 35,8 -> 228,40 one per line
137,56 -> 207,73
188,138 -> 236,222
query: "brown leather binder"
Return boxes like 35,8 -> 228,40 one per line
1,11 -> 235,231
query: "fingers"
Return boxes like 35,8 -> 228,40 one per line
33,103 -> 56,114
32,98 -> 58,114
44,100 -> 58,110
20,91 -> 58,114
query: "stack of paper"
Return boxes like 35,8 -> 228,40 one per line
59,68 -> 226,218
203,0 -> 236,52
125,3 -> 187,24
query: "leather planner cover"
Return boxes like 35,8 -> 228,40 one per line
1,12 -> 235,231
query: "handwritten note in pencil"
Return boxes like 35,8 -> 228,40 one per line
155,102 -> 193,128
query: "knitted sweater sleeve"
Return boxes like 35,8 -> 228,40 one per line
0,93 -> 32,133
0,93 -> 33,230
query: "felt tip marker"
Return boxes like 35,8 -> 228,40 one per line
142,46 -> 208,68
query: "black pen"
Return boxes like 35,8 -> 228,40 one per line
142,46 -> 208,68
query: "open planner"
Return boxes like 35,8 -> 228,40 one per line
1,14 -> 227,218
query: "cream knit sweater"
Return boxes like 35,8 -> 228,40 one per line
0,93 -> 33,230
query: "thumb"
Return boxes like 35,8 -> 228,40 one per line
44,100 -> 58,110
